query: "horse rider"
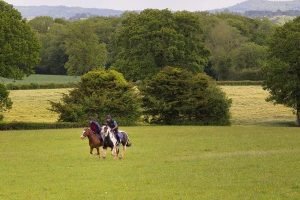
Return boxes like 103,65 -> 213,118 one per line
89,120 -> 103,141
106,115 -> 121,143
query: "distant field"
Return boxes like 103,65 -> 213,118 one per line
0,74 -> 80,85
2,86 -> 296,125
0,126 -> 299,199
221,86 -> 295,125
3,89 -> 70,123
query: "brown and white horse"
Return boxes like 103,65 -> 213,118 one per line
102,126 -> 132,159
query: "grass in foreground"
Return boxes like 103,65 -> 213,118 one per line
0,126 -> 299,200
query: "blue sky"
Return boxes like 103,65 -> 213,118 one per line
5,0 -> 248,11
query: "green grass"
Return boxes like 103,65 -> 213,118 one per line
0,126 -> 300,199
3,89 -> 70,122
0,74 -> 80,85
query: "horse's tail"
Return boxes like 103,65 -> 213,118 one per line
126,139 -> 132,147
125,133 -> 132,147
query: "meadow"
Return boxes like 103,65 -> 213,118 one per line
2,86 -> 296,125
0,126 -> 299,200
0,74 -> 80,85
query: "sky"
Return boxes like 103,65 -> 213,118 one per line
4,0 -> 249,11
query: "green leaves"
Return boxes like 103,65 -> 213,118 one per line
263,17 -> 300,125
64,21 -> 107,75
50,69 -> 141,125
112,9 -> 210,80
0,84 -> 12,121
141,67 -> 231,125
0,1 -> 40,79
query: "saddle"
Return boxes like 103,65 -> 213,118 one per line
117,132 -> 124,140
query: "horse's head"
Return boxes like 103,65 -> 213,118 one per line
81,128 -> 92,139
102,125 -> 113,138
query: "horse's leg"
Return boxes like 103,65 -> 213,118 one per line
90,147 -> 93,155
102,148 -> 107,159
112,147 -> 118,160
96,147 -> 100,158
121,145 -> 126,159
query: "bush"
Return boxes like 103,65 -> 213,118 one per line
0,84 -> 12,121
217,81 -> 263,86
5,82 -> 77,90
0,122 -> 82,130
141,67 -> 232,125
50,69 -> 141,125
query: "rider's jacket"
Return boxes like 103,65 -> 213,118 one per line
90,121 -> 101,134
106,120 -> 118,133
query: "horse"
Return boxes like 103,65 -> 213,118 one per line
80,127 -> 104,158
102,126 -> 132,159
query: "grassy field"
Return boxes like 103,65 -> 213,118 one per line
3,89 -> 70,122
0,126 -> 299,199
0,74 -> 80,85
2,86 -> 295,125
222,86 -> 295,125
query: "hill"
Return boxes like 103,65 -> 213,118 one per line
223,0 -> 300,13
15,5 -> 124,19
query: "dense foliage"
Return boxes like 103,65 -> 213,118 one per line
50,69 -> 141,125
27,10 -> 275,81
112,10 -> 210,80
0,84 -> 12,121
141,67 -> 231,125
263,17 -> 300,126
0,1 -> 40,79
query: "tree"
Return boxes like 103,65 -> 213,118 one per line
0,1 -> 39,120
141,66 -> 231,125
37,23 -> 68,74
50,69 -> 141,125
64,21 -> 107,75
205,20 -> 246,80
0,1 -> 40,79
112,9 -> 209,80
263,17 -> 300,126
0,84 -> 12,121
231,42 -> 267,80
28,16 -> 55,34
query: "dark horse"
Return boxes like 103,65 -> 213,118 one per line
81,128 -> 104,158
102,126 -> 132,159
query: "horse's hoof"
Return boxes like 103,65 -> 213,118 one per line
102,157 -> 106,159
119,157 -> 123,160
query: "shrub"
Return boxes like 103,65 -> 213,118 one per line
141,67 -> 232,125
50,69 -> 141,125
0,122 -> 82,130
0,84 -> 12,121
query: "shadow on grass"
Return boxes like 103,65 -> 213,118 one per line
232,120 -> 298,127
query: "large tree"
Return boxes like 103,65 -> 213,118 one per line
0,1 -> 39,120
141,66 -> 231,125
50,69 -> 141,125
64,21 -> 107,75
205,20 -> 246,80
112,9 -> 209,80
263,17 -> 300,126
0,1 -> 40,79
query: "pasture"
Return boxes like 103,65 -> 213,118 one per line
0,74 -> 80,85
2,86 -> 296,125
0,126 -> 299,199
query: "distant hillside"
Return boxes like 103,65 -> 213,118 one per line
222,0 -> 300,13
15,6 -> 124,19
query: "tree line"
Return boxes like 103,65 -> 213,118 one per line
0,1 -> 299,125
28,10 -> 275,81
